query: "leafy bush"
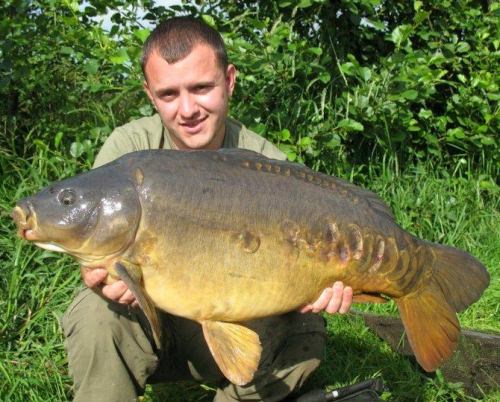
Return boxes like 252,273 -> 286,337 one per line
1,0 -> 498,174
215,0 -> 499,170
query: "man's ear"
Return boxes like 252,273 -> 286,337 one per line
225,64 -> 236,98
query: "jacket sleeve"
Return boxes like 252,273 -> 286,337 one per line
93,128 -> 138,168
92,115 -> 164,169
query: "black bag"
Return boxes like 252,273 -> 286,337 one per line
292,378 -> 385,402
334,389 -> 383,401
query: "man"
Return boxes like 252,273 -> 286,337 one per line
62,17 -> 353,402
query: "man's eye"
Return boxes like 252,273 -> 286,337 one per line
194,85 -> 211,93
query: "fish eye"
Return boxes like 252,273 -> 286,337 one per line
58,189 -> 77,206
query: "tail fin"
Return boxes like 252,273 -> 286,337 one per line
396,243 -> 489,372
427,243 -> 489,312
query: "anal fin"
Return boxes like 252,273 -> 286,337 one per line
202,321 -> 262,386
115,261 -> 163,350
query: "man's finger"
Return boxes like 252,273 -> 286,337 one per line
311,287 -> 334,313
101,280 -> 128,301
81,266 -> 108,288
299,304 -> 313,313
338,286 -> 353,314
118,289 -> 137,305
324,282 -> 343,314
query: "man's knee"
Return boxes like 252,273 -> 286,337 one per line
62,288 -> 159,401
64,288 -> 116,339
62,287 -> 158,365
215,331 -> 326,402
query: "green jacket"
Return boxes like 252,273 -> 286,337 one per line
94,114 -> 285,168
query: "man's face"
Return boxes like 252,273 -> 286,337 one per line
143,44 -> 236,150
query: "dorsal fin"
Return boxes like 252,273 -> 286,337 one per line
327,176 -> 395,221
215,148 -> 395,221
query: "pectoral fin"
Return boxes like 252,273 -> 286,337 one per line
201,321 -> 262,386
115,260 -> 162,350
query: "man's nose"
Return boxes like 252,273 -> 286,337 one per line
179,93 -> 199,119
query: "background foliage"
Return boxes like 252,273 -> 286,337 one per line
1,0 -> 498,171
0,0 -> 498,401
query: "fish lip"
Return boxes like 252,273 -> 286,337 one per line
24,228 -> 40,241
12,204 -> 39,240
12,205 -> 26,226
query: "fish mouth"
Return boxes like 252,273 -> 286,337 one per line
11,204 -> 88,256
11,204 -> 39,241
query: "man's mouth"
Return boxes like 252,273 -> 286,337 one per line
180,116 -> 208,133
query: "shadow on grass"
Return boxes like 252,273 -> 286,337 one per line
302,314 -> 427,401
147,314 -> 458,402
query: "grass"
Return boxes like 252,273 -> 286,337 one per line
0,144 -> 498,401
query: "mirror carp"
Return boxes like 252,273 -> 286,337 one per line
11,149 -> 490,385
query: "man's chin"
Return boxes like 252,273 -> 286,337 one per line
176,132 -> 213,150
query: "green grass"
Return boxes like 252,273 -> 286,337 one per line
355,157 -> 500,333
0,146 -> 498,401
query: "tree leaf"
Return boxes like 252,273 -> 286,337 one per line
418,109 -> 433,119
109,49 -> 129,64
318,72 -> 331,83
279,128 -> 291,141
338,119 -> 364,131
83,59 -> 99,75
298,0 -> 313,8
202,15 -> 216,28
480,136 -> 495,145
133,29 -> 151,43
446,127 -> 465,139
340,62 -> 355,76
456,42 -> 470,53
401,90 -> 419,100
391,24 -> 412,48
359,67 -> 371,81
298,136 -> 312,147
60,46 -> 74,55
70,142 -> 84,158
308,47 -> 323,56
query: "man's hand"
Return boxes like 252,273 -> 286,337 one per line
80,266 -> 137,306
299,281 -> 353,314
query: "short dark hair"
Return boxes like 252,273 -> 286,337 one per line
141,16 -> 228,76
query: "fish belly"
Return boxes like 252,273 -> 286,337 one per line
136,218 -> 343,322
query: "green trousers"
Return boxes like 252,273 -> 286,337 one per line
62,288 -> 327,402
